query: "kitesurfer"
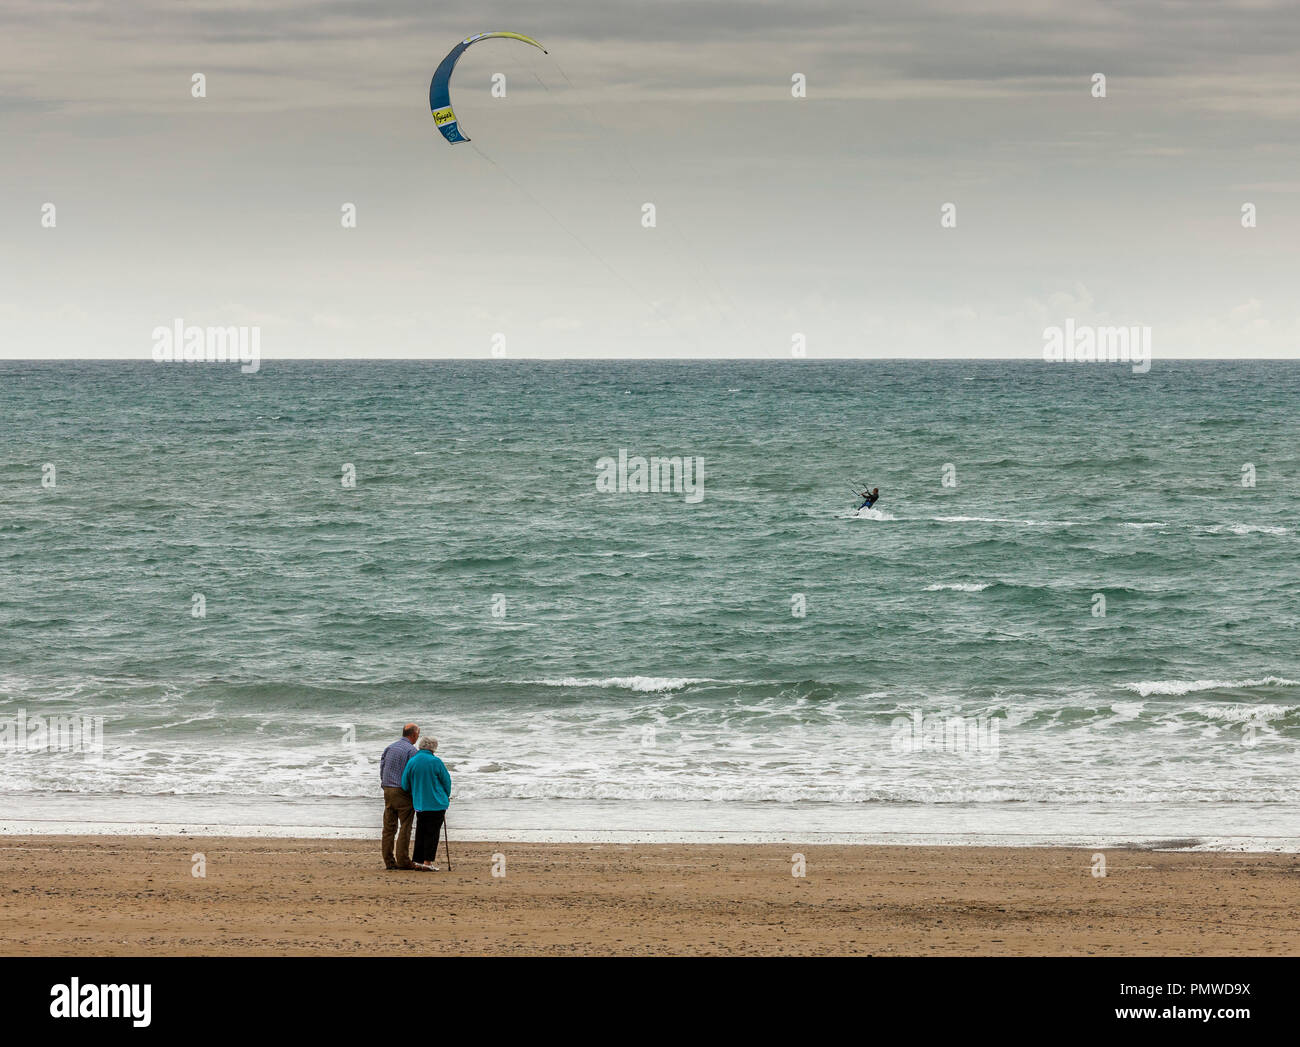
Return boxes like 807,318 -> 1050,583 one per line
857,487 -> 879,510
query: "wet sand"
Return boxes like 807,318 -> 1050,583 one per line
2,836 -> 1297,955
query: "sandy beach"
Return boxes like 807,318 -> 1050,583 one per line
2,836 -> 1296,956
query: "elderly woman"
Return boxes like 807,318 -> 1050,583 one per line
400,734 -> 452,871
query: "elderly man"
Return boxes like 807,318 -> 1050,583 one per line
380,723 -> 420,870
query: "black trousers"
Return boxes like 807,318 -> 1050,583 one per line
413,809 -> 445,865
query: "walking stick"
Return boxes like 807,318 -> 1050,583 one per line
442,817 -> 452,871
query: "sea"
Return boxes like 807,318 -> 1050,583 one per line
1,359 -> 1297,848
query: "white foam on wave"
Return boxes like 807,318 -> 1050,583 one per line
1124,676 -> 1300,697
932,516 -> 1080,526
1192,703 -> 1292,723
1120,521 -> 1167,529
852,507 -> 895,521
1205,523 -> 1289,536
924,582 -> 991,592
528,676 -> 716,692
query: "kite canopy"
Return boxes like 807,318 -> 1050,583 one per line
429,31 -> 547,144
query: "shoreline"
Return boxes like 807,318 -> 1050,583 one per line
5,795 -> 1298,851
4,835 -> 1298,956
4,820 -> 1297,852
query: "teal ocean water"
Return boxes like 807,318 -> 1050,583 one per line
2,360 -> 1298,844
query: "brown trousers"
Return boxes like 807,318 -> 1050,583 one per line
382,786 -> 416,868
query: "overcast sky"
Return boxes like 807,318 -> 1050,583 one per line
3,0 -> 1299,358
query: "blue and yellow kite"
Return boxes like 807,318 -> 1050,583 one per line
429,31 -> 548,144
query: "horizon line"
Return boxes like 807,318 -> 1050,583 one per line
4,356 -> 1298,364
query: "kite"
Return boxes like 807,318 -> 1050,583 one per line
429,31 -> 548,144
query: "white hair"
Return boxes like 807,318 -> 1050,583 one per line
418,735 -> 438,752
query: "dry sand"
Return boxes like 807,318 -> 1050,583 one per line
2,836 -> 1297,956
